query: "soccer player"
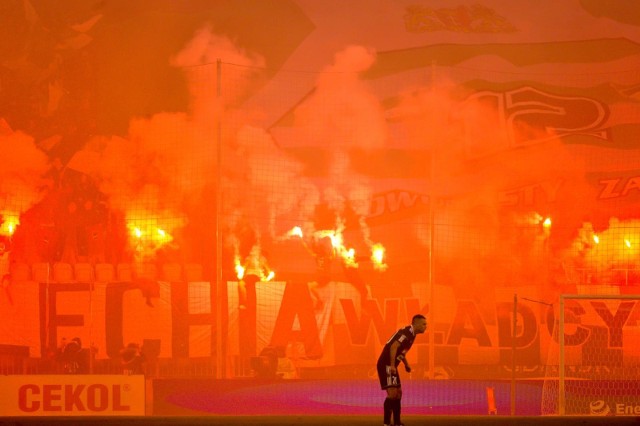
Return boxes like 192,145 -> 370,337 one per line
377,314 -> 427,426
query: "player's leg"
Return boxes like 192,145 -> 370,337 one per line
384,389 -> 397,425
378,363 -> 400,425
392,387 -> 403,425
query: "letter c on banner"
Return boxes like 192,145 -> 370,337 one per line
18,384 -> 40,412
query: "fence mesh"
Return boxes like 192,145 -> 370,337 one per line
1,57 -> 640,400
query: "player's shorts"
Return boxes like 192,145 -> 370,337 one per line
377,362 -> 401,389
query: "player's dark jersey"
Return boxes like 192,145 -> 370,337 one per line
377,325 -> 416,367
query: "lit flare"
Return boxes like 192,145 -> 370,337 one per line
289,226 -> 303,238
0,212 -> 19,236
371,243 -> 388,271
235,263 -> 245,280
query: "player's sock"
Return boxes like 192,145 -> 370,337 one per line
383,398 -> 393,425
392,398 -> 401,425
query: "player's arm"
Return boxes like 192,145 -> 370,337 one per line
398,354 -> 411,372
388,341 -> 401,373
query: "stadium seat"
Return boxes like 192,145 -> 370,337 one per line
135,263 -> 158,280
116,263 -> 133,282
74,263 -> 94,282
53,262 -> 74,282
9,262 -> 30,282
162,263 -> 182,282
95,263 -> 115,282
184,263 -> 203,282
31,263 -> 51,283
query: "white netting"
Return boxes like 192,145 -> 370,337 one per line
541,294 -> 640,416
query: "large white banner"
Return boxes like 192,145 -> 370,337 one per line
0,375 -> 145,416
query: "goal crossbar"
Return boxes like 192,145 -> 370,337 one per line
560,294 -> 640,301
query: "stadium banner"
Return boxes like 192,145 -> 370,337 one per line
0,375 -> 145,416
2,277 -> 640,377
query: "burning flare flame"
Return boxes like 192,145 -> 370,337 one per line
127,218 -> 176,260
235,256 -> 245,280
371,243 -> 387,271
0,212 -> 19,236
289,226 -> 386,270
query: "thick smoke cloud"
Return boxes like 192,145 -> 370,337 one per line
0,17 -> 629,295
388,72 -> 592,296
0,126 -> 49,235
65,27 -> 268,261
292,46 -> 385,248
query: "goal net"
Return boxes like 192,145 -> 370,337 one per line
541,294 -> 640,416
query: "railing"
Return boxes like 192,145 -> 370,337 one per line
9,262 -> 204,283
568,266 -> 640,286
1,356 -> 218,378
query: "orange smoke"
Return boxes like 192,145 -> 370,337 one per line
0,129 -> 50,236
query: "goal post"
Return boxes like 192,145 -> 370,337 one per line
542,293 -> 640,416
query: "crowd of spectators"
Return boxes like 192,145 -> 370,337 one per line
7,168 -> 129,267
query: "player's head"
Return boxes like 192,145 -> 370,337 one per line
411,314 -> 427,334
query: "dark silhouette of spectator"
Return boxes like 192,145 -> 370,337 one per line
302,234 -> 335,310
57,337 -> 87,374
120,342 -> 145,375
